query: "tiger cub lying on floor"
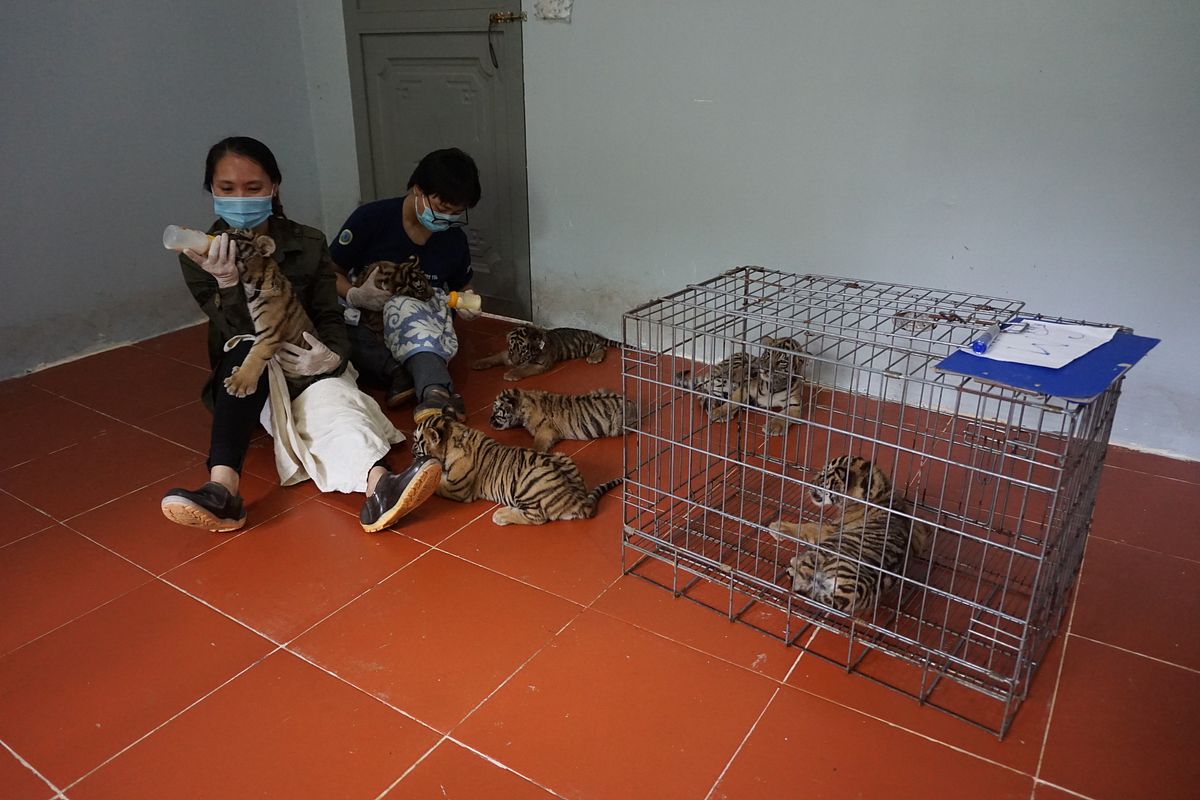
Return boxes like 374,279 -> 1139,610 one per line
768,455 -> 933,614
472,325 -> 620,381
222,229 -> 315,398
412,411 -> 624,525
673,335 -> 807,435
490,388 -> 637,452
351,257 -> 433,337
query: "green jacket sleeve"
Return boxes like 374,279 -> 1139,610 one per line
307,236 -> 352,372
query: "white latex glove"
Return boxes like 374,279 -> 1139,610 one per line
184,233 -> 239,289
345,274 -> 391,311
276,331 -> 342,377
453,289 -> 482,321
455,304 -> 482,321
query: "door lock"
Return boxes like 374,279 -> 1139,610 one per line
487,11 -> 526,68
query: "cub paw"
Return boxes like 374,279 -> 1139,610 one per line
223,368 -> 257,398
471,359 -> 491,370
491,507 -> 515,526
502,371 -> 522,381
765,419 -> 786,436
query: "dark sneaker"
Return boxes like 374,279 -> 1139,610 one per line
385,370 -> 416,409
161,482 -> 246,532
360,457 -> 442,533
412,386 -> 467,424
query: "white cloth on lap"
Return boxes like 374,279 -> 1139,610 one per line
259,359 -> 404,494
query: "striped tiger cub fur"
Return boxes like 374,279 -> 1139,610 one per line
472,325 -> 620,381
353,257 -> 433,337
411,412 -> 624,525
490,388 -> 636,452
769,455 -> 933,613
222,229 -> 315,398
674,335 -> 807,435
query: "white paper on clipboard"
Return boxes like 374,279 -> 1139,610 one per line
963,319 -> 1119,369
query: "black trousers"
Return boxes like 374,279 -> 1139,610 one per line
348,320 -> 452,400
207,340 -> 268,472
207,339 -> 390,477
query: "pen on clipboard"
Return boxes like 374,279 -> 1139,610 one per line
970,320 -> 1028,354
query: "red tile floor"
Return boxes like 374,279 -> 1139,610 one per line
1,320 -> 1196,799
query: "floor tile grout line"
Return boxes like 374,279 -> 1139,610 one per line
1085,531 -> 1200,565
1102,462 -> 1200,486
702,686 -> 784,800
443,611 -> 587,737
23,385 -> 210,460
787,676 -> 1038,780
445,736 -> 570,800
60,651 -> 278,793
1032,778 -> 1099,799
277,545 -> 440,648
1032,560 -> 1083,794
1066,632 -> 1199,674
282,647 -> 445,735
702,629 -> 817,800
0,736 -> 65,797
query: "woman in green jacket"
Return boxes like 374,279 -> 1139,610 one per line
160,136 -> 439,533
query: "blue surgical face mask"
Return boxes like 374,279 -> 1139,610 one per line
213,194 -> 274,229
416,193 -> 464,232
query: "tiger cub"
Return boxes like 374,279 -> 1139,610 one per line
411,412 -> 624,525
223,229 -> 315,398
490,388 -> 637,452
352,257 -> 433,338
472,325 -> 620,381
768,455 -> 933,614
674,335 -> 807,435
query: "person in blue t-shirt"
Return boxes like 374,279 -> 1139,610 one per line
331,148 -> 482,422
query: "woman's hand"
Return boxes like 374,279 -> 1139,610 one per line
276,331 -> 342,377
184,233 -> 239,289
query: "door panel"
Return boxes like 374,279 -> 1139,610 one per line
345,1 -> 530,319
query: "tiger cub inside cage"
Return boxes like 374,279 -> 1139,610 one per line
769,455 -> 934,614
673,334 -> 808,434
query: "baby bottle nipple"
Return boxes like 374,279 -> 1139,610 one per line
447,290 -> 483,314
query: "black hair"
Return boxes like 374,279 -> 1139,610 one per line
203,136 -> 286,218
406,148 -> 482,209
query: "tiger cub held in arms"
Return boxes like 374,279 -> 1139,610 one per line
352,257 -> 433,338
222,229 -> 315,398
490,388 -> 636,452
472,325 -> 620,381
411,412 -> 624,525
768,455 -> 933,613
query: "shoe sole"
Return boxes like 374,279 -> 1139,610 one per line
385,388 -> 416,409
360,460 -> 443,533
161,498 -> 246,533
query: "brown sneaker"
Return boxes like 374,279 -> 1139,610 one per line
161,482 -> 246,532
412,386 -> 467,424
359,457 -> 442,533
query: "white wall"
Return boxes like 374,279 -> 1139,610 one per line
521,0 -> 1200,459
0,0 -> 322,377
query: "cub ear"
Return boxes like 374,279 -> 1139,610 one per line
252,235 -> 277,257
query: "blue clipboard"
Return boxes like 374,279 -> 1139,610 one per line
935,325 -> 1159,402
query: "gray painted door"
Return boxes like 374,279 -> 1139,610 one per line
343,1 -> 530,320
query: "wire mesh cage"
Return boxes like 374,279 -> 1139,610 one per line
620,267 -> 1123,738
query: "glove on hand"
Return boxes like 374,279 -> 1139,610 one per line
276,331 -> 342,377
455,304 -> 482,321
185,233 -> 239,289
345,274 -> 391,311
